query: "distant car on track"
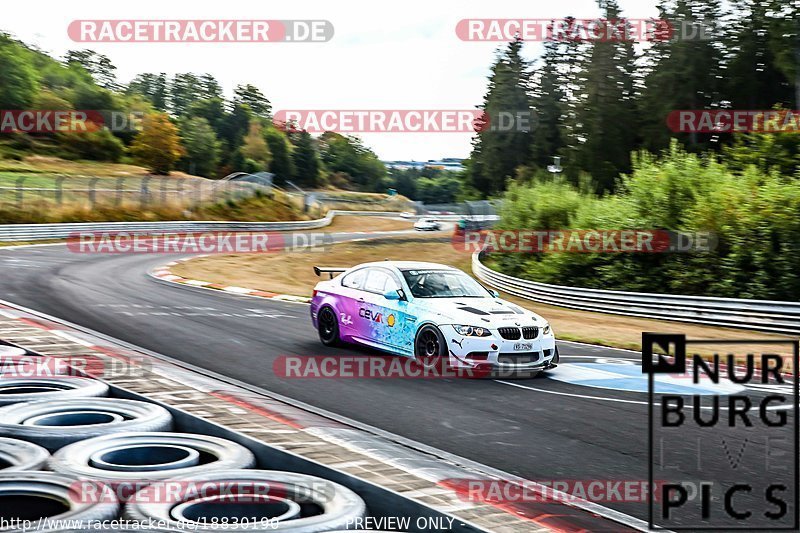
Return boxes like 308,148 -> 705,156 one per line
413,218 -> 441,231
399,211 -> 415,219
311,261 -> 558,377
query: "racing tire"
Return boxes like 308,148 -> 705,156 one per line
0,398 -> 173,451
49,432 -> 256,488
414,325 -> 449,372
317,306 -> 341,347
0,437 -> 50,472
0,377 -> 109,406
0,472 -> 119,530
124,469 -> 367,532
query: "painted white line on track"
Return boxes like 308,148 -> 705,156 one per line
494,379 -> 653,405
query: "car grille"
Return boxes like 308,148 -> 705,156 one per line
497,327 -> 521,340
522,326 -> 539,340
498,352 -> 541,365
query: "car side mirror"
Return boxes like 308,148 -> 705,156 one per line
489,289 -> 500,298
383,289 -> 401,300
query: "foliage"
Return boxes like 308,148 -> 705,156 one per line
179,117 -> 220,178
263,125 -> 295,182
495,143 -> 800,300
318,132 -> 386,191
0,37 -> 38,109
240,123 -> 271,170
290,131 -> 320,186
130,113 -> 185,174
56,126 -> 125,162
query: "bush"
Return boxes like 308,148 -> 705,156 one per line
493,142 -> 800,301
55,128 -> 124,162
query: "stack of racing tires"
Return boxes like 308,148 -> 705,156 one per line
0,343 -> 368,532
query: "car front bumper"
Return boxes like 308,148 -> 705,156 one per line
441,324 -> 558,377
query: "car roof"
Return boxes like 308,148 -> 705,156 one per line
353,261 -> 457,271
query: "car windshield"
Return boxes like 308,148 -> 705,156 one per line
401,269 -> 491,298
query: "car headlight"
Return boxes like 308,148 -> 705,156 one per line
454,325 -> 491,337
543,323 -> 552,335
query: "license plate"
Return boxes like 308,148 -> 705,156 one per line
513,343 -> 533,351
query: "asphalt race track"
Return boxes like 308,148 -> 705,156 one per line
0,237 -> 795,528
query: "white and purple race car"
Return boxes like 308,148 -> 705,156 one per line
310,261 -> 558,377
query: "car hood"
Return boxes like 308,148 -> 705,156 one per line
412,297 -> 546,327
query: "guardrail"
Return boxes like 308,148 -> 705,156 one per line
0,210 -> 403,242
473,251 -> 800,335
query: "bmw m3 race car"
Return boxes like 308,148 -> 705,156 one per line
310,261 -> 558,377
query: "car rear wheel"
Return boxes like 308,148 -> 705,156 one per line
317,307 -> 341,347
414,325 -> 448,370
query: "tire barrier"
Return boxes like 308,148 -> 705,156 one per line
0,398 -> 173,451
0,377 -> 109,406
0,436 -> 49,471
0,472 -> 119,530
49,433 -> 256,487
124,469 -> 368,532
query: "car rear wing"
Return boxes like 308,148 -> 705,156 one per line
313,266 -> 348,279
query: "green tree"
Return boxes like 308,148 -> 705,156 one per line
291,131 -> 320,186
169,73 -> 202,116
638,0 -> 725,152
199,74 -> 222,100
530,39 -> 565,169
179,117 -> 221,177
468,38 -> 533,196
217,103 -> 251,151
234,84 -> 271,119
0,41 -> 37,109
241,122 -> 272,169
127,73 -> 168,111
318,132 -> 386,190
767,0 -> 799,108
130,112 -> 185,174
186,97 -> 225,133
263,126 -> 295,182
65,50 -> 118,90
724,1 -> 793,109
567,0 -> 638,192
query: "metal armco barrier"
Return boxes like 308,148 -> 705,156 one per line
0,210 -> 402,242
473,251 -> 800,335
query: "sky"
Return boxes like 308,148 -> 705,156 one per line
3,0 -> 661,161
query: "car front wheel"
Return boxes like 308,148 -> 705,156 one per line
414,325 -> 448,370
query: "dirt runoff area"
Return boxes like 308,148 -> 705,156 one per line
172,236 -> 796,359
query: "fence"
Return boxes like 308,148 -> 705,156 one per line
0,210 -> 403,242
472,251 -> 800,335
0,175 -> 266,210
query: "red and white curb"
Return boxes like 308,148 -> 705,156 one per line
149,256 -> 311,303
